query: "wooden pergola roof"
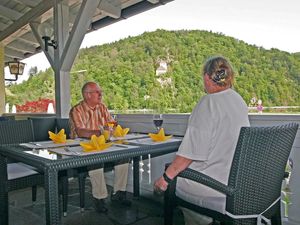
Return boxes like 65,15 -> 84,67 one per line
0,0 -> 173,64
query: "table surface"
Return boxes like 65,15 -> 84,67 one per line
1,134 -> 182,171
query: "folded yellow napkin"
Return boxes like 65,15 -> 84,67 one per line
48,129 -> 67,144
80,135 -> 113,152
113,125 -> 130,137
149,128 -> 172,142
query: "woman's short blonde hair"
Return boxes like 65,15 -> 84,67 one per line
203,56 -> 234,87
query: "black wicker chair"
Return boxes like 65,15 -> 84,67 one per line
56,118 -> 71,139
0,115 -> 15,121
29,116 -> 56,141
56,118 -> 87,212
164,123 -> 299,225
0,120 -> 44,202
29,117 -> 83,215
1,119 -> 74,216
30,117 -> 87,214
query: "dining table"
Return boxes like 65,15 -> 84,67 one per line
0,133 -> 182,225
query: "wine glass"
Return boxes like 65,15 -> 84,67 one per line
153,114 -> 163,131
112,114 -> 117,123
107,114 -> 118,127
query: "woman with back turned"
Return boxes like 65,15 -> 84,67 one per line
154,56 -> 250,225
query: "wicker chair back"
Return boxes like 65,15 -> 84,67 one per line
0,120 -> 35,144
56,118 -> 71,139
164,123 -> 299,225
28,117 -> 56,141
224,124 -> 298,224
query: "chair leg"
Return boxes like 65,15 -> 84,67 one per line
59,171 -> 69,217
0,190 -> 8,225
78,168 -> 86,212
271,202 -> 282,225
164,178 -> 177,225
31,185 -> 37,202
0,156 -> 9,225
63,176 -> 68,216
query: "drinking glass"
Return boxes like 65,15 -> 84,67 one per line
103,129 -> 111,141
107,114 -> 117,127
112,114 -> 117,123
153,114 -> 163,131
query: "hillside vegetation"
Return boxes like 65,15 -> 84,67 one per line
6,29 -> 300,113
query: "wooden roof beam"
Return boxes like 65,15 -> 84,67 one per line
98,0 -> 121,19
13,0 -> 40,8
0,0 -> 61,42
147,0 -> 160,3
18,32 -> 38,45
7,40 -> 36,53
0,5 -> 23,20
0,21 -> 9,31
60,0 -> 101,71
4,47 -> 25,59
4,56 -> 14,63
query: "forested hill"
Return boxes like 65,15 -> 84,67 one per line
6,29 -> 300,113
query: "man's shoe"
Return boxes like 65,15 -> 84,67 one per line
93,197 -> 108,213
111,191 -> 132,206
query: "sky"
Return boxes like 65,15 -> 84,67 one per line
5,0 -> 300,83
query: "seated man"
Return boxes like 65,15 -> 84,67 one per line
69,81 -> 131,213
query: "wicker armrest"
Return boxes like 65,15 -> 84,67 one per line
177,168 -> 235,196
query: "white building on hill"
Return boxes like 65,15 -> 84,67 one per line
156,61 -> 168,76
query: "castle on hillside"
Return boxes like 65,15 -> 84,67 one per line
155,61 -> 168,76
155,60 -> 172,87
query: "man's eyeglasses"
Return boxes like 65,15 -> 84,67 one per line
85,91 -> 103,96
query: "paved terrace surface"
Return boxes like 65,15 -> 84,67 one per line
9,178 -> 184,225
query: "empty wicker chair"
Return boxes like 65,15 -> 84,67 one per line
29,116 -> 56,141
28,117 -> 74,215
164,123 -> 299,225
56,118 -> 87,212
0,120 -> 43,203
0,115 -> 15,121
56,118 -> 71,139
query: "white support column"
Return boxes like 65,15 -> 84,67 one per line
29,0 -> 103,118
53,0 -> 100,118
55,0 -> 69,60
53,0 -> 70,118
60,0 -> 101,71
54,70 -> 71,118
0,43 -> 5,115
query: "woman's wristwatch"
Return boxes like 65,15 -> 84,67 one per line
163,172 -> 173,184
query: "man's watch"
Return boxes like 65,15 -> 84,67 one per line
163,172 -> 173,184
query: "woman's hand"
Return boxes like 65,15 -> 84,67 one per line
154,176 -> 168,194
153,155 -> 192,195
